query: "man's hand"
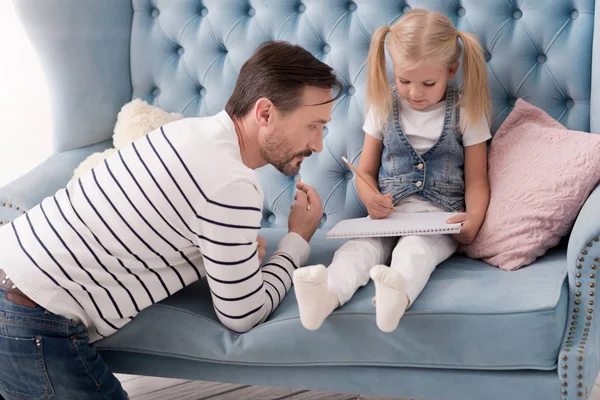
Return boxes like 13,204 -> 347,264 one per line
289,181 -> 323,243
365,191 -> 395,219
257,236 -> 266,264
446,213 -> 484,245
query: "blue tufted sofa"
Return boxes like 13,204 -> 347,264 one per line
3,1 -> 600,399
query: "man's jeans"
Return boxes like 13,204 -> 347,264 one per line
0,287 -> 128,400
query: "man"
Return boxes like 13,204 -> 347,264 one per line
0,41 -> 342,400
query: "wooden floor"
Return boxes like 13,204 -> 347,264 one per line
116,373 -> 600,400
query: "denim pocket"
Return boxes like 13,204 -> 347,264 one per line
0,335 -> 54,400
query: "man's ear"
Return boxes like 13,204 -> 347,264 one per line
448,62 -> 459,80
254,98 -> 274,128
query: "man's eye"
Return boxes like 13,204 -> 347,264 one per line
310,125 -> 318,131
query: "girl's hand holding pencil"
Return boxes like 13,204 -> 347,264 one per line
341,156 -> 395,220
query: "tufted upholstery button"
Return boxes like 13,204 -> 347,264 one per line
320,214 -> 327,225
348,2 -> 357,12
484,50 -> 492,62
177,46 -> 185,56
298,3 -> 306,13
457,7 -> 466,17
200,7 -> 208,17
322,44 -> 331,54
323,126 -> 329,138
247,7 -> 256,17
344,171 -> 353,181
512,9 -> 523,20
267,214 -> 276,223
571,10 -> 580,20
347,86 -> 356,96
537,54 -> 547,64
152,88 -> 161,96
198,86 -> 206,96
151,8 -> 160,18
566,98 -> 575,109
402,5 -> 411,13
509,97 -> 517,106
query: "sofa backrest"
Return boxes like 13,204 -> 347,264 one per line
24,0 -> 598,228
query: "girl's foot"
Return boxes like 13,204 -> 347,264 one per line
370,265 -> 409,332
293,265 -> 340,330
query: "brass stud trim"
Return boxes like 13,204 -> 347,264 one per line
578,264 -> 583,269
578,356 -> 584,361
596,257 -> 600,262
587,242 -> 593,247
563,382 -> 568,387
591,282 -> 596,288
571,327 -> 577,330
586,322 -> 591,326
578,392 -> 583,397
563,390 -> 568,395
594,265 -> 598,270
576,300 -> 581,305
562,355 -> 568,361
589,309 -> 594,313
592,274 -> 597,279
563,373 -> 568,378
582,249 -> 588,255
577,292 -> 582,297
577,273 -> 582,278
562,364 -> 568,369
578,374 -> 583,379
585,328 -> 590,332
575,307 -> 580,312
577,282 -> 582,287
590,291 -> 595,296
586,316 -> 592,320
590,301 -> 595,306
580,257 -> 585,262
578,365 -> 583,370
595,237 -> 599,242
578,383 -> 583,388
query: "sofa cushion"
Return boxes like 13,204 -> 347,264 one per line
96,228 -> 567,371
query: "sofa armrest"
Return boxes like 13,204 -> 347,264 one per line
558,184 -> 600,399
0,140 -> 112,224
13,0 -> 132,152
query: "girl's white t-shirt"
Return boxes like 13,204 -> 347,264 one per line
363,97 -> 491,155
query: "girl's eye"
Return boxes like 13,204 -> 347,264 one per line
398,79 -> 409,85
424,82 -> 436,87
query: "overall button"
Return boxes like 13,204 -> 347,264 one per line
415,181 -> 423,188
417,163 -> 424,170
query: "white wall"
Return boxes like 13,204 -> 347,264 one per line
0,0 -> 53,187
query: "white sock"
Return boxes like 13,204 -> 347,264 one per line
370,265 -> 409,333
293,265 -> 340,330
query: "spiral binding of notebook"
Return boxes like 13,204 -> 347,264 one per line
326,212 -> 462,239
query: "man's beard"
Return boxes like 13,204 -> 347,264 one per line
261,132 -> 312,176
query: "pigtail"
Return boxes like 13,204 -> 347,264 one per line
366,25 -> 392,125
457,31 -> 492,127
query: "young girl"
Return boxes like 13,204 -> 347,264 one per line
293,9 -> 492,332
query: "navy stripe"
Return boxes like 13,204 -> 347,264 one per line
10,222 -> 97,329
53,196 -> 141,313
77,179 -> 170,298
39,202 -> 126,320
160,126 -> 261,212
92,168 -> 186,289
210,282 -> 264,302
65,188 -> 154,306
264,280 -> 281,304
104,159 -> 201,281
118,150 -> 193,245
262,262 -> 292,282
280,254 -> 298,269
265,289 -> 274,312
204,265 -> 260,284
203,248 -> 257,266
23,213 -> 120,331
145,135 -> 261,230
263,270 -> 288,295
130,143 -> 259,241
214,303 -> 264,320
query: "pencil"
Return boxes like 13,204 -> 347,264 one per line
341,156 -> 381,195
297,178 -> 311,210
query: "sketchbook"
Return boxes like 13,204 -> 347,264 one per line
326,211 -> 462,239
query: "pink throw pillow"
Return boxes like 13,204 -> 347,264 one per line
462,99 -> 600,270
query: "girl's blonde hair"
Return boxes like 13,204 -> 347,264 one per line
366,9 -> 492,128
